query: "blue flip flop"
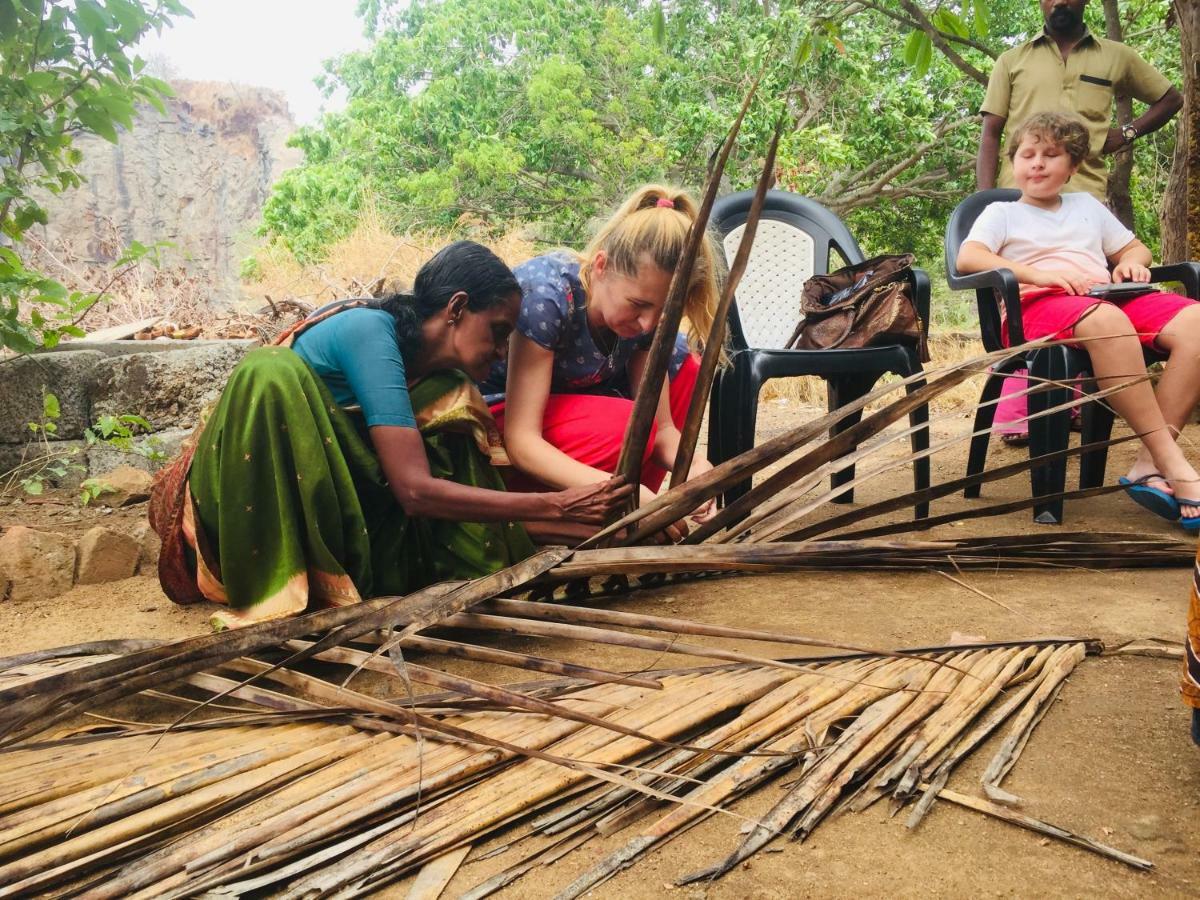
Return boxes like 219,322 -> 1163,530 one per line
1176,498 -> 1200,534
1119,474 -> 1181,522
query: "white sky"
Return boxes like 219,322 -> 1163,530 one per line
136,0 -> 371,124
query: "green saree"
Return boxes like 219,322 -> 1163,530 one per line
164,345 -> 534,629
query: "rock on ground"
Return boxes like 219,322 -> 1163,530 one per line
92,466 -> 155,507
90,342 -> 253,430
130,520 -> 161,575
0,526 -> 77,601
75,526 -> 141,585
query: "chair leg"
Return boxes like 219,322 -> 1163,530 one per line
723,362 -> 762,507
827,373 -> 877,505
708,367 -> 725,474
964,367 -> 1009,500
1078,379 -> 1115,489
904,372 -> 930,520
1027,349 -> 1073,524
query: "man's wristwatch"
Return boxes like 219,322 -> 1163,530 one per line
1121,123 -> 1138,144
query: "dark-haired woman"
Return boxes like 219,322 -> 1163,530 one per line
150,241 -> 629,629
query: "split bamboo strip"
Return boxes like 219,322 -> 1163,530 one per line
276,673 -> 771,896
0,723 -> 334,858
933,787 -> 1153,871
289,635 -> 662,689
554,659 -> 925,899
0,729 -> 376,894
486,597 -> 960,668
849,647 -> 1031,811
441,610 -> 926,686
905,646 -> 1060,828
981,643 -> 1086,801
406,845 -> 472,900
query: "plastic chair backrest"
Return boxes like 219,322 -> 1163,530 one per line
944,188 -> 1020,277
711,190 -> 864,351
943,189 -> 1020,352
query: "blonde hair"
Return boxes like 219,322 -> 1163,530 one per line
1006,111 -> 1090,166
578,184 -> 724,354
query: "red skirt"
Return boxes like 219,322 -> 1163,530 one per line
490,354 -> 700,492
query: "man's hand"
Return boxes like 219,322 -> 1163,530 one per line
1112,260 -> 1152,283
1025,269 -> 1097,296
1101,127 -> 1128,155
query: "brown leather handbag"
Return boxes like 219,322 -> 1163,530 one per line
789,253 -> 929,362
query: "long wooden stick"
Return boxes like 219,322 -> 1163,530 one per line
671,114 -> 786,485
613,73 -> 762,505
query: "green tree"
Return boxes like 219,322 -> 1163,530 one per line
261,0 -> 1181,273
0,0 -> 188,353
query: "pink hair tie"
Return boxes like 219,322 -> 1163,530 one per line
655,197 -> 675,209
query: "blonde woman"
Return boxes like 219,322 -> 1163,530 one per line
480,185 -> 721,518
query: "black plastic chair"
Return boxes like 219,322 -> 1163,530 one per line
945,188 -> 1200,524
707,189 -> 930,517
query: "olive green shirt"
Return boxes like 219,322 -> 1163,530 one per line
981,30 -> 1173,199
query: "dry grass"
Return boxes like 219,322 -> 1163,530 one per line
244,202 -> 537,307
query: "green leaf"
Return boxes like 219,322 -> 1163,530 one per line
26,71 -> 59,94
651,1 -> 665,47
972,0 -> 990,38
931,9 -> 968,40
75,104 -> 120,143
42,392 -> 60,420
21,478 -> 44,496
902,29 -> 924,67
913,31 -> 933,76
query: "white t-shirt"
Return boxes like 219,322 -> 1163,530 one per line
963,192 -> 1135,289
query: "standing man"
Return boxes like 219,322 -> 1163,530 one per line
976,0 -> 1182,446
977,0 -> 1182,199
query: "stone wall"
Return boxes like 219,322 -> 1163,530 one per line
0,340 -> 254,484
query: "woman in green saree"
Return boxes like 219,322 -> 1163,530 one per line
150,241 -> 629,629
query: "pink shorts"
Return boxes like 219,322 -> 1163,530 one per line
1004,288 -> 1196,351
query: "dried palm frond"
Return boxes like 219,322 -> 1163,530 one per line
0,635 -> 1150,899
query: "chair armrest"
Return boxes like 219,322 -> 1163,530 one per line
947,267 -> 1024,345
908,266 -> 931,337
1148,262 -> 1200,300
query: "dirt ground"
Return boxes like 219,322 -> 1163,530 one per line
1,401 -> 1198,898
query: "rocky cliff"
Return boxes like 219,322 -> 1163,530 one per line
30,81 -> 301,303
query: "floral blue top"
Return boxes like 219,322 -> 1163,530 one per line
480,252 -> 689,404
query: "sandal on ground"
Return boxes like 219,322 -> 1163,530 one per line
1118,474 -> 1181,522
999,431 -> 1029,447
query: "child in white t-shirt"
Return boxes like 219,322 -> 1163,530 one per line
959,111 -> 1200,528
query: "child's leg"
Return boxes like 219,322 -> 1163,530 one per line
1072,303 -> 1200,513
1135,298 -> 1200,433
992,368 -> 1030,440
